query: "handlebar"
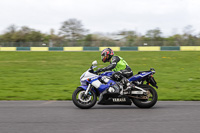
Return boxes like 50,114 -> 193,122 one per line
88,65 -> 99,75
150,68 -> 156,74
94,71 -> 99,75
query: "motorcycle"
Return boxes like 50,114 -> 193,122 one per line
72,60 -> 158,109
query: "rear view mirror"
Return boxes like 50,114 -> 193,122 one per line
92,60 -> 97,66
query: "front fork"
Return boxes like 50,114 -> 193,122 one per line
84,84 -> 91,95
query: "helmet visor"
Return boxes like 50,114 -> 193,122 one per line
101,55 -> 107,62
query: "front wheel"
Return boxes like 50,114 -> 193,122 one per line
132,85 -> 157,108
72,87 -> 97,109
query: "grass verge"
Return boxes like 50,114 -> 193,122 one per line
0,51 -> 200,100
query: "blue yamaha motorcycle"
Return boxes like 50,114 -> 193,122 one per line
72,61 -> 158,109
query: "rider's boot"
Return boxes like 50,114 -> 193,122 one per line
125,83 -> 135,94
121,77 -> 133,94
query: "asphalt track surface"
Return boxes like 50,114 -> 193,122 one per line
0,101 -> 200,133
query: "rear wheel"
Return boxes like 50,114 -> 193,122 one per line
132,85 -> 157,108
72,87 -> 97,109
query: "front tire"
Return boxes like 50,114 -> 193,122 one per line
72,87 -> 97,109
132,85 -> 157,108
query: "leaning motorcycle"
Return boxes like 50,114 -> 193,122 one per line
72,61 -> 158,109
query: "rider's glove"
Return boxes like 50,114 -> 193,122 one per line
96,68 -> 104,73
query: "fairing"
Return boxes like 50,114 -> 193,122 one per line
129,71 -> 152,82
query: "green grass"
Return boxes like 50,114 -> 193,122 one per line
0,51 -> 200,100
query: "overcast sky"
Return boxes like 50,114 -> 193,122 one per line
0,0 -> 200,36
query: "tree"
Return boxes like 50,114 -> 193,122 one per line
117,30 -> 139,46
59,18 -> 88,40
182,25 -> 197,46
183,25 -> 194,35
6,24 -> 18,33
146,28 -> 162,39
145,28 -> 163,45
165,34 -> 183,46
45,29 -> 65,46
1,26 -> 44,43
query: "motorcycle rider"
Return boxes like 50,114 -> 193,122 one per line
96,48 -> 133,94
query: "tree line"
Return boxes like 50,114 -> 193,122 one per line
0,19 -> 199,47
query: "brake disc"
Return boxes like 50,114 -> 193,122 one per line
78,91 -> 92,102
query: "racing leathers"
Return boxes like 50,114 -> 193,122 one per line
98,56 -> 133,79
97,56 -> 133,93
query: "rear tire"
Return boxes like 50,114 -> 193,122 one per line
72,87 -> 97,109
132,85 -> 157,108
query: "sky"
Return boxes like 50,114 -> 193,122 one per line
0,0 -> 200,36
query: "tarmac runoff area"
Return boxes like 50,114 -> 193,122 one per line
0,101 -> 200,133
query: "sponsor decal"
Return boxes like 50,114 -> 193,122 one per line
112,98 -> 126,102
